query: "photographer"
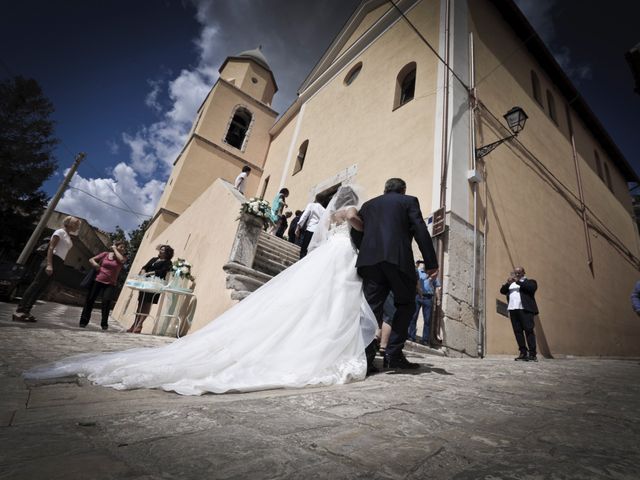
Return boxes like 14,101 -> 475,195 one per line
499,266 -> 539,362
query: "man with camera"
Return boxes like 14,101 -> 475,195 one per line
500,266 -> 539,362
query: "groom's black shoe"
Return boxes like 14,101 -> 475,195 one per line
366,363 -> 380,376
383,353 -> 420,370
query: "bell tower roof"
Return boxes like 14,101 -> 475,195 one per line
237,47 -> 272,72
219,45 -> 278,96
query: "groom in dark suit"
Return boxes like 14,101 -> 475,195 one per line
356,178 -> 438,372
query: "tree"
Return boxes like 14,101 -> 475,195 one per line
108,225 -> 127,245
107,219 -> 149,265
127,219 -> 150,266
0,76 -> 57,259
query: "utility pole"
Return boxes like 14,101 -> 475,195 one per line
16,152 -> 86,265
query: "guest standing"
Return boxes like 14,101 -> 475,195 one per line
288,210 -> 303,244
296,195 -> 326,258
275,211 -> 292,238
79,241 -> 128,330
12,216 -> 81,323
500,266 -> 539,362
408,260 -> 441,344
269,188 -> 289,229
127,245 -> 174,334
234,166 -> 251,195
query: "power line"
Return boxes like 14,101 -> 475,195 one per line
68,186 -> 151,218
56,141 -> 149,223
387,0 -> 470,92
477,101 -> 640,269
474,32 -> 537,87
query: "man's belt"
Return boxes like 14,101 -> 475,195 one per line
418,293 -> 433,298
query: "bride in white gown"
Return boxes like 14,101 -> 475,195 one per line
25,186 -> 378,395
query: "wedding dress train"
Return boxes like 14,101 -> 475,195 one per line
25,221 -> 377,395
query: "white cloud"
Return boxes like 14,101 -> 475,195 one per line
144,79 -> 163,113
106,139 -> 120,155
57,163 -> 164,233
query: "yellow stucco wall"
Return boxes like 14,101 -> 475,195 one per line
112,179 -> 242,333
263,0 -> 441,215
470,0 -> 640,355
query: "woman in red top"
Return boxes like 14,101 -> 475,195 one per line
79,241 -> 128,330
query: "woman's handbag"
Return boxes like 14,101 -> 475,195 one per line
79,268 -> 97,289
80,253 -> 105,289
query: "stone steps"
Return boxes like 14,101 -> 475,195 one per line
253,231 -> 300,278
256,243 -> 300,263
254,246 -> 297,268
257,234 -> 299,257
252,256 -> 291,277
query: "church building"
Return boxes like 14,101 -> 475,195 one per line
113,0 -> 640,357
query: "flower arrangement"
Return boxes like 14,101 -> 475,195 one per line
238,197 -> 274,228
171,258 -> 194,281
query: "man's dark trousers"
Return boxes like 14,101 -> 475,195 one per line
509,309 -> 536,356
18,255 -> 64,313
299,230 -> 314,258
359,262 -> 417,362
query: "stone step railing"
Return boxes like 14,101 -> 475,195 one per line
223,261 -> 272,301
223,213 -> 300,301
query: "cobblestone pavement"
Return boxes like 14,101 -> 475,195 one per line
1,300 -> 639,479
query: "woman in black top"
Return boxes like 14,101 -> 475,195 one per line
127,245 -> 174,333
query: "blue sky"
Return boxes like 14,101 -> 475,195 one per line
1,0 -> 638,233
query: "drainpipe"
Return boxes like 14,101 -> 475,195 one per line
468,32 -> 483,358
565,104 -> 594,275
434,0 -> 451,344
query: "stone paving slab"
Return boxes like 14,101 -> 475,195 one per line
1,300 -> 640,479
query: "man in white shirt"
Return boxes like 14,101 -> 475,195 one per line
500,266 -> 540,362
234,166 -> 251,195
296,195 -> 326,258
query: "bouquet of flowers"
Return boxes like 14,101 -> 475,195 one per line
171,258 -> 194,281
238,197 -> 274,228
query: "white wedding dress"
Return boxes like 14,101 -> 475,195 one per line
25,219 -> 377,395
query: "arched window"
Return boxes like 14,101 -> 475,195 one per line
224,107 -> 252,150
531,70 -> 542,106
394,62 -> 416,109
344,62 -> 362,86
546,90 -> 557,124
594,150 -> 604,180
293,140 -> 309,175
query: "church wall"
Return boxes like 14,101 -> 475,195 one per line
259,114 -> 299,201
112,180 -> 243,333
264,0 -> 442,217
468,0 -> 640,356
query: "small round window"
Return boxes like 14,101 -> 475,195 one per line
251,77 -> 258,84
344,62 -> 362,86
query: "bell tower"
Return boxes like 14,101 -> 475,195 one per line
145,47 -> 278,240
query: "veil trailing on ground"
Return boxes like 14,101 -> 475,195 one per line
308,184 -> 365,252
